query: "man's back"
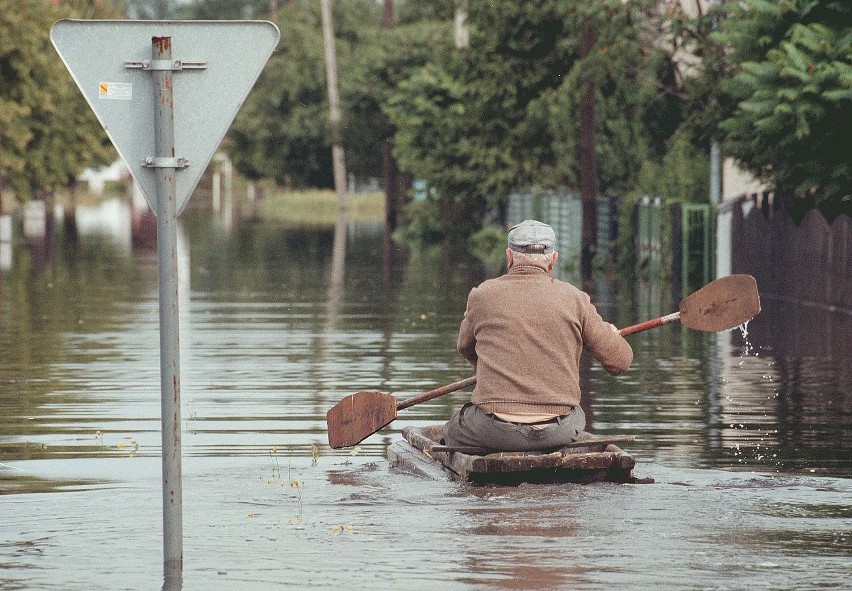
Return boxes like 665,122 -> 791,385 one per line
458,265 -> 632,416
443,219 -> 633,451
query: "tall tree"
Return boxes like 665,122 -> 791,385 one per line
0,0 -> 117,206
716,0 -> 851,216
175,0 -> 270,20
228,3 -> 335,187
387,0 -> 679,242
227,0 -> 444,190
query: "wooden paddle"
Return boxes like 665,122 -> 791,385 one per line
326,274 -> 760,449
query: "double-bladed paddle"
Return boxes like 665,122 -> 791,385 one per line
326,274 -> 760,449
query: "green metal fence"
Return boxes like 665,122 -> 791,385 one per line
636,196 -> 662,275
681,204 -> 713,291
636,199 -> 714,293
507,189 -> 583,264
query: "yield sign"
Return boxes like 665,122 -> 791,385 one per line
51,20 -> 280,214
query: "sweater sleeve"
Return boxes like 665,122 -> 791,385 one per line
457,289 -> 478,366
579,293 -> 633,375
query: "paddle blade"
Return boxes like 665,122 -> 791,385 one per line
326,391 -> 398,449
679,274 -> 761,332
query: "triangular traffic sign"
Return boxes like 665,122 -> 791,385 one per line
51,20 -> 280,215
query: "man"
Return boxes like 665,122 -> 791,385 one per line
443,219 -> 633,451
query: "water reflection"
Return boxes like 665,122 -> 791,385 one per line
1,198 -> 851,590
461,495 -> 582,590
709,299 -> 852,473
1,198 -> 849,481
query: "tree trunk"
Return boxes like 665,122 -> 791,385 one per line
320,0 -> 348,217
383,139 -> 399,231
382,0 -> 393,28
579,26 -> 598,278
382,0 -> 399,233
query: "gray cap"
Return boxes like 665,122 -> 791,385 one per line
507,220 -> 555,254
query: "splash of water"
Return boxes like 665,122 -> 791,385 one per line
736,319 -> 756,360
725,319 -> 786,469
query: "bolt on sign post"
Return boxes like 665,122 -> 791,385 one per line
50,20 -> 280,580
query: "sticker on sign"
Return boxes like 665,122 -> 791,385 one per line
99,82 -> 132,100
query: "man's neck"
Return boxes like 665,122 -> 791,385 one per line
507,264 -> 549,275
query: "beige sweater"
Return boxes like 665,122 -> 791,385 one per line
457,264 -> 633,415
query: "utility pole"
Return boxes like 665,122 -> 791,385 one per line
382,0 -> 398,232
320,0 -> 348,298
710,0 -> 723,209
709,0 -> 724,282
455,0 -> 469,50
579,26 -> 598,278
320,0 -> 348,217
382,0 -> 393,29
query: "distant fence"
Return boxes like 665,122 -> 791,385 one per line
636,196 -> 663,275
718,194 -> 851,312
636,197 -> 714,295
671,202 -> 713,294
507,189 -> 618,267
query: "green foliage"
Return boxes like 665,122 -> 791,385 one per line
713,0 -> 851,215
468,225 -> 508,263
228,2 -> 337,187
391,199 -> 449,246
385,62 -> 475,201
636,132 -> 710,206
385,0 -> 686,244
176,0 -> 270,20
395,0 -> 457,25
345,19 -> 453,183
0,0 -> 117,203
228,0 -> 442,189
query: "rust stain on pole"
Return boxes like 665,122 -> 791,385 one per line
153,36 -> 171,52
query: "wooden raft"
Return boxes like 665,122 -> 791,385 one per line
387,425 -> 646,485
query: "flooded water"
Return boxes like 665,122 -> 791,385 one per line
1,199 -> 850,590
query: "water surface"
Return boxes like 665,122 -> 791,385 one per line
1,200 -> 850,590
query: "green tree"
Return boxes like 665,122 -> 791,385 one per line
175,0 -> 271,20
344,18 -> 453,187
227,0 -> 445,190
386,0 -> 684,242
0,0 -> 117,207
228,0 -> 385,188
714,0 -> 851,216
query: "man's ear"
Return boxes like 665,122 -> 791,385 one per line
548,251 -> 558,271
506,249 -> 514,269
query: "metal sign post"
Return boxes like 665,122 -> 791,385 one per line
50,20 -> 280,581
150,35 -> 184,577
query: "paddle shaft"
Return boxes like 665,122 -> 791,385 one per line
393,313 -> 679,411
327,275 -> 758,448
618,312 -> 680,337
396,376 -> 477,411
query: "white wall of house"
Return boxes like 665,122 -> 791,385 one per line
78,159 -> 130,195
723,158 -> 768,201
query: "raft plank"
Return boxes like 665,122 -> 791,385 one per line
387,440 -> 457,481
392,425 -> 642,485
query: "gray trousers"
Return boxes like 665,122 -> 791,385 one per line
442,402 -> 586,452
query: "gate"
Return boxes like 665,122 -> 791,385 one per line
679,203 -> 713,292
636,196 -> 662,275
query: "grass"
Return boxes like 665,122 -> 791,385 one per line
2,182 -> 386,228
257,189 -> 385,226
